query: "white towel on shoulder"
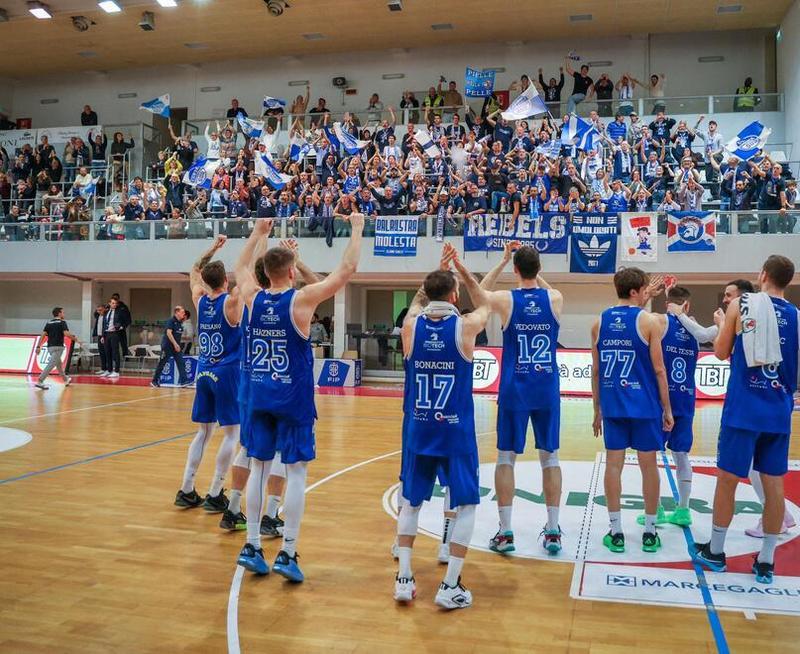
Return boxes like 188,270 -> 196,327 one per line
739,292 -> 783,368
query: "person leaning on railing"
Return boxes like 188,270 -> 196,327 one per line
110,132 -> 135,192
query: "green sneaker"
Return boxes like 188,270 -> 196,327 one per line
642,531 -> 662,553
636,504 -> 667,526
602,531 -> 625,553
666,506 -> 692,526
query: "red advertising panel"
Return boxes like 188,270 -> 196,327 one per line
0,334 -> 74,374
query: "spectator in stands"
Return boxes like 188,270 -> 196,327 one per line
565,59 -> 594,113
538,67 -> 564,114
61,196 -> 90,241
649,73 -> 666,113
734,77 -> 760,112
422,85 -> 444,117
400,90 -> 420,124
226,98 -> 246,119
80,104 -> 98,126
592,73 -> 615,117
366,93 -> 384,123
151,306 -> 189,387
41,184 -> 64,219
440,80 -> 463,115
753,162 -> 789,231
696,117 -> 723,200
309,98 -> 330,126
616,73 -> 640,116
164,173 -> 185,213
677,177 -> 704,211
289,85 -> 311,125
110,132 -> 135,191
607,113 -> 628,143
89,130 -> 108,167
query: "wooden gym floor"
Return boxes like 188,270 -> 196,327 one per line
0,375 -> 799,653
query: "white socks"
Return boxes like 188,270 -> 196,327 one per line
181,423 -> 214,494
229,489 -> 243,515
444,556 -> 464,587
760,533 -> 778,564
644,514 -> 656,533
281,462 -> 308,557
710,524 -> 728,555
398,547 -> 413,578
266,495 -> 281,519
673,451 -> 692,509
245,458 -> 272,549
498,505 -> 512,533
546,506 -> 559,532
609,511 -> 622,535
208,425 -> 240,497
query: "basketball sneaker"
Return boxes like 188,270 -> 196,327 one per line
34,382 -> 49,390
202,490 -> 229,513
64,376 -> 72,387
488,530 -> 515,553
260,514 -> 284,537
745,516 -> 792,538
95,370 -> 108,376
691,542 -> 727,572
642,531 -> 662,553
108,372 -> 120,379
237,543 -> 269,575
437,542 -> 449,564
220,510 -> 247,531
666,507 -> 692,526
541,527 -> 563,554
394,575 -> 416,603
434,577 -> 472,610
602,531 -> 625,553
149,381 -> 160,388
636,504 -> 667,526
174,489 -> 204,508
752,555 -> 774,584
273,550 -> 304,583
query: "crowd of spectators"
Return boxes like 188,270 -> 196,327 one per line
1,69 -> 796,243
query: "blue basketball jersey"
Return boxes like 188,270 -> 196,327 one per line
596,306 -> 661,419
405,313 -> 476,457
197,293 -> 241,371
237,304 -> 251,405
498,288 -> 560,410
248,288 -> 317,425
661,314 -> 699,417
721,296 -> 799,434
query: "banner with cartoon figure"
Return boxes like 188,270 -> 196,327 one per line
620,212 -> 658,262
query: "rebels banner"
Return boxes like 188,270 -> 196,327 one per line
569,213 -> 619,273
374,216 -> 418,256
666,211 -> 716,252
464,212 -> 568,253
620,212 -> 658,262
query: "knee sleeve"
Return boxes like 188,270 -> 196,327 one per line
269,450 -> 286,479
450,504 -> 477,547
497,450 -> 517,467
397,503 -> 421,537
673,451 -> 692,483
538,449 -> 560,470
233,446 -> 250,470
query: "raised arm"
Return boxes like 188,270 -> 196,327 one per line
280,239 -> 323,285
451,249 -> 490,349
645,312 -> 673,432
714,297 -> 740,360
190,235 -> 227,306
232,219 -> 273,311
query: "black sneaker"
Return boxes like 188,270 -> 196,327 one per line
691,542 -> 727,572
220,509 -> 247,531
202,490 -> 229,513
260,514 -> 285,537
150,381 -> 160,388
174,489 -> 204,508
752,555 -> 774,584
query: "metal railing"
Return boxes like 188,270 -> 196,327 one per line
1,211 -> 798,243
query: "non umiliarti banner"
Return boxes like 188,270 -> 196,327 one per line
569,212 -> 619,273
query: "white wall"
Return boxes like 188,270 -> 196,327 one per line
0,78 -> 13,119
0,281 -> 83,335
779,1 -> 800,158
6,29 -> 772,127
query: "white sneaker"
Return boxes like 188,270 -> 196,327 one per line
108,372 -> 120,378
434,578 -> 472,610
437,542 -> 450,564
394,575 -> 416,603
64,377 -> 72,387
391,541 -> 399,560
95,371 -> 108,376
34,382 -> 49,390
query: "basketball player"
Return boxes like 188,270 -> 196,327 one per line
394,243 -> 489,609
236,215 -> 365,581
174,231 -> 254,512
475,241 -> 565,555
693,255 -> 798,585
591,268 -> 674,554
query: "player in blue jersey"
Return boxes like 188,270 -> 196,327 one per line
474,241 -> 565,555
236,215 -> 365,581
175,232 -> 259,513
693,255 -> 798,585
591,268 -> 674,554
394,244 -> 489,610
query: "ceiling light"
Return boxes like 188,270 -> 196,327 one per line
28,2 -> 52,19
302,33 -> 325,40
156,0 -> 178,7
183,42 -> 208,49
431,23 -> 453,31
717,4 -> 743,13
98,1 -> 122,13
569,14 -> 592,22
78,51 -> 98,57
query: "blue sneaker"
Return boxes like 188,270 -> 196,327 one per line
691,542 -> 727,572
237,543 -> 269,575
273,550 -> 304,583
752,555 -> 774,584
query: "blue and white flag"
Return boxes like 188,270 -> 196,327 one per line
569,213 -> 619,273
725,121 -> 771,161
78,177 -> 99,199
666,211 -> 716,252
535,140 -> 562,159
561,114 -> 598,150
258,153 -> 294,190
464,212 -> 569,253
414,129 -> 441,158
374,216 -> 418,256
289,134 -> 312,162
333,122 -> 369,155
182,157 -> 218,189
322,124 -> 340,149
502,82 -> 548,120
262,95 -> 286,111
464,67 -> 495,98
140,94 -> 170,118
237,114 -> 265,139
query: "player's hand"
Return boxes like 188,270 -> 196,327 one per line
174,345 -> 180,352
666,301 -> 686,316
254,218 -> 273,235
439,242 -> 457,270
213,235 -> 227,250
663,274 -> 677,292
280,239 -> 299,259
713,308 -> 725,327
349,212 -> 365,232
503,240 -> 521,260
662,410 -> 674,433
644,274 -> 665,301
592,411 -> 602,438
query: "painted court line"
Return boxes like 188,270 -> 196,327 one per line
0,394 -> 177,426
227,449 -> 402,654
